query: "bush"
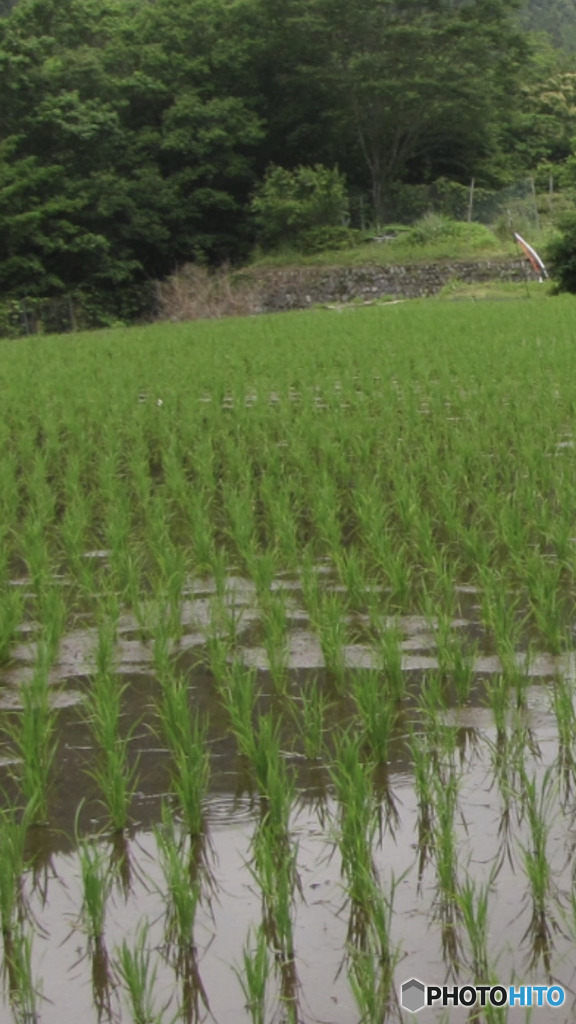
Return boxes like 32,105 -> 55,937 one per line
546,213 -> 576,293
297,225 -> 364,254
404,214 -> 498,249
155,264 -> 260,321
251,165 -> 349,250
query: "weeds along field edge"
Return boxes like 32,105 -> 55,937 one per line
1,296 -> 576,1023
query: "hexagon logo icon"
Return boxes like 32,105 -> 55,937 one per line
401,978 -> 426,1013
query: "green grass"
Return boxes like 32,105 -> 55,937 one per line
245,220 -> 512,269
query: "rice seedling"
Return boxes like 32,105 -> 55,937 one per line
234,927 -> 272,1024
335,546 -> 369,612
153,806 -> 201,957
155,665 -> 210,839
114,921 -> 164,1024
249,550 -> 278,607
217,659 -> 259,760
84,617 -> 139,832
0,588 -> 24,666
311,591 -> 348,688
456,874 -> 491,978
260,590 -> 289,693
329,730 -> 378,909
0,808 -> 28,944
351,669 -> 397,764
250,714 -> 295,839
373,623 -> 404,701
294,676 -> 330,759
8,643 -> 58,823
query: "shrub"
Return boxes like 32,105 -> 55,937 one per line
251,165 -> 348,250
297,225 -> 364,254
154,264 -> 260,321
404,214 -> 498,249
546,213 -> 576,293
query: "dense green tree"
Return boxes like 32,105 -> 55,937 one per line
520,0 -> 576,53
0,0 -> 262,311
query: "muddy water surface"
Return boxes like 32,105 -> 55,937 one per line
1,571 -> 576,1024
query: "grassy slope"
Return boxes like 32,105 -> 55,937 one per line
245,220 -> 529,271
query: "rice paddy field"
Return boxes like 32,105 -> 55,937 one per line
3,297 -> 576,1023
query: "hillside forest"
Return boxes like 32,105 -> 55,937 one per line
1,0 -> 576,325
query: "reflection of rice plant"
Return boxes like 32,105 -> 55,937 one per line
407,727 -> 435,881
432,769 -> 461,917
518,768 -> 555,921
457,873 -> 491,977
550,677 -> 576,786
0,808 -> 28,942
76,831 -> 112,944
154,807 -> 201,956
4,922 -> 40,1024
249,822 -> 298,960
347,883 -> 402,1024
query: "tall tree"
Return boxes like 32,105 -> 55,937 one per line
253,0 -> 527,220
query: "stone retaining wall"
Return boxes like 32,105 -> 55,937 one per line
252,259 -> 532,312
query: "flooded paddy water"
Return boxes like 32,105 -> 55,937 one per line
2,566 -> 576,1024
